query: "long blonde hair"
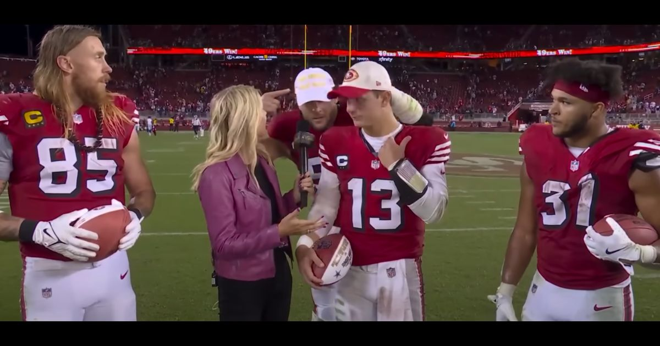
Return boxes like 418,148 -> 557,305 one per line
191,85 -> 270,191
33,25 -> 130,139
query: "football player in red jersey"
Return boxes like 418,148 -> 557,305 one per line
266,67 -> 430,321
293,61 -> 450,321
0,25 -> 155,321
489,58 -> 660,321
265,67 -> 429,184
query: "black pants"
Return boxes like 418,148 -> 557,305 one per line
217,249 -> 292,321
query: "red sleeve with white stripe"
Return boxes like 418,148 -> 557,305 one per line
629,138 -> 660,157
425,137 -> 451,166
113,95 -> 140,147
0,94 -> 21,133
406,127 -> 450,224
630,137 -> 660,172
118,95 -> 140,123
318,134 -> 337,174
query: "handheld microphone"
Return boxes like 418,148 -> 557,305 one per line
293,119 -> 315,208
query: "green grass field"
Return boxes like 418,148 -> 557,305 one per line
1,130 -> 659,321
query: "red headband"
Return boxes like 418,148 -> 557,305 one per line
553,80 -> 610,104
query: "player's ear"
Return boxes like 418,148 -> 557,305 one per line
592,102 -> 607,116
380,91 -> 392,107
56,55 -> 74,74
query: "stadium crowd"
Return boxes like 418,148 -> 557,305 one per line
2,25 -> 660,123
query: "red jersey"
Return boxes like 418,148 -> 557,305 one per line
267,103 -> 353,184
0,93 -> 139,261
520,124 -> 660,290
319,125 -> 450,266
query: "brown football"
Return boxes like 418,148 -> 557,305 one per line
74,204 -> 132,261
592,214 -> 659,245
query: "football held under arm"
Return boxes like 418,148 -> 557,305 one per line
627,152 -> 660,264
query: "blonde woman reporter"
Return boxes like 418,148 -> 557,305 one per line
192,85 -> 326,321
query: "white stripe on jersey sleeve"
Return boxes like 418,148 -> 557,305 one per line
321,157 -> 333,167
318,142 -> 336,171
630,139 -> 660,170
629,140 -> 660,157
426,141 -> 450,164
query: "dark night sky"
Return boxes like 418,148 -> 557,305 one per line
1,25 -> 66,56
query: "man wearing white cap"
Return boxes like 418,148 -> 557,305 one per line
294,61 -> 451,321
265,66 -> 429,321
267,67 -> 429,171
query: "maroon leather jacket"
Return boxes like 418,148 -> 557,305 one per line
197,155 -> 297,281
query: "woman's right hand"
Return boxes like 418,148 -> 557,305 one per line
277,209 -> 327,237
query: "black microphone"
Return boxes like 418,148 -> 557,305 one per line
293,120 -> 315,208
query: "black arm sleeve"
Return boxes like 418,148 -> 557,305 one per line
388,159 -> 428,205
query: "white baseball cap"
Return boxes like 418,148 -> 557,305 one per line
294,68 -> 335,105
327,61 -> 393,99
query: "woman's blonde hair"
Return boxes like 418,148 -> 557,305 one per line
191,85 -> 269,191
33,25 -> 131,139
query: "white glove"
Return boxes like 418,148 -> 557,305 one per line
32,209 -> 100,262
487,283 -> 518,321
584,217 -> 657,275
113,199 -> 143,251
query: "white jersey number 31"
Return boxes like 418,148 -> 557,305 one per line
542,173 -> 597,229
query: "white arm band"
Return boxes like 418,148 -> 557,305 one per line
407,163 -> 449,223
296,166 -> 341,249
390,87 -> 423,124
296,234 -> 315,249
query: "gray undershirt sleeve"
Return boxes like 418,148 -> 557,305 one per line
0,133 -> 14,181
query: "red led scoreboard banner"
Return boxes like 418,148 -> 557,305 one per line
127,42 -> 660,59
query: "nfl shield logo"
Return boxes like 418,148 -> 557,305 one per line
386,267 -> 396,278
73,113 -> 83,124
371,160 -> 381,170
531,284 -> 537,294
42,288 -> 52,299
570,160 -> 579,172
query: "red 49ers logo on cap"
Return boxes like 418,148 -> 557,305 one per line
344,69 -> 359,82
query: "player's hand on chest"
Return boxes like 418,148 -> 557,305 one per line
378,136 -> 411,169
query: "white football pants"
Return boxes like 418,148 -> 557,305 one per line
522,271 -> 634,321
311,285 -> 338,321
334,258 -> 424,321
21,250 -> 136,321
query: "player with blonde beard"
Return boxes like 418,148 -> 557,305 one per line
0,25 -> 155,321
